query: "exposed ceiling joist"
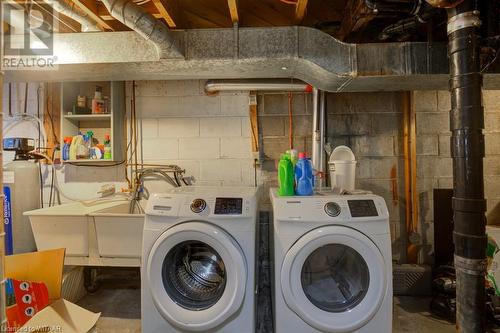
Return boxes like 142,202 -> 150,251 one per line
71,0 -> 114,31
227,0 -> 239,24
294,0 -> 308,24
151,0 -> 178,28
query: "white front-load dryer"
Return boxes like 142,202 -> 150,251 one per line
142,186 -> 258,333
270,189 -> 393,333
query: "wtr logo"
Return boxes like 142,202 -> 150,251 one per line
2,0 -> 57,70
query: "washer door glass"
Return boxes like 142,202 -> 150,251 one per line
162,240 -> 226,311
301,244 -> 369,313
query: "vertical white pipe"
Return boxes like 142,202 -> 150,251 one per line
318,90 -> 326,186
311,88 -> 321,173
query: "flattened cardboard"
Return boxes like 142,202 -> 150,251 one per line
17,299 -> 100,333
5,248 -> 65,301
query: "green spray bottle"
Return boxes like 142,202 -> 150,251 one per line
278,153 -> 295,196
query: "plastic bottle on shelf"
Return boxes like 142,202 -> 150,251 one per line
103,134 -> 112,160
295,152 -> 313,196
70,134 -> 83,161
77,135 -> 90,159
92,86 -> 104,114
62,137 -> 72,161
278,153 -> 294,196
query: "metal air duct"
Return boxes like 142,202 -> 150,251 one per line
100,0 -> 183,59
44,0 -> 102,32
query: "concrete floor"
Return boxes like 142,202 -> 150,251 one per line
78,288 -> 484,332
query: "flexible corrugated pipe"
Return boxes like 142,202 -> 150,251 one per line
44,0 -> 102,32
100,0 -> 183,59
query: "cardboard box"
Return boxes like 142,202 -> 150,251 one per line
5,249 -> 100,333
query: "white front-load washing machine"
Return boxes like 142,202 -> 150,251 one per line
142,186 -> 258,333
270,190 -> 393,333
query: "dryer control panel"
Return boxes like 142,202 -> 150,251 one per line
214,198 -> 243,215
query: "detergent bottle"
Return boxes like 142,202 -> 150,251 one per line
295,152 -> 313,196
278,154 -> 294,196
62,137 -> 72,161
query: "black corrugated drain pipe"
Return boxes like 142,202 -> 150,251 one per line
447,1 -> 486,332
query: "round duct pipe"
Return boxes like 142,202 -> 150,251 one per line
204,79 -> 313,93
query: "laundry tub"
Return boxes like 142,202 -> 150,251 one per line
90,201 -> 146,260
24,199 -> 142,267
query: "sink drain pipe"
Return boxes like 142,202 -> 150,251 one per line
447,1 -> 486,331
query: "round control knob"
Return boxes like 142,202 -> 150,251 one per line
190,199 -> 207,213
324,202 -> 341,217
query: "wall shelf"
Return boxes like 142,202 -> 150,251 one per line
60,81 -> 125,163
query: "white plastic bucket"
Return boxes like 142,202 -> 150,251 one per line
329,160 -> 357,192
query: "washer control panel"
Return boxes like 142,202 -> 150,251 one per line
324,202 -> 341,217
347,199 -> 378,217
190,198 -> 207,213
214,197 -> 243,215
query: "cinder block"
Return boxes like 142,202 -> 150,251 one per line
418,188 -> 434,224
416,135 -> 439,156
372,114 -> 402,135
485,176 -> 500,199
352,92 -> 400,113
261,138 -> 290,161
135,81 -> 168,97
180,95 -> 220,116
220,93 -> 249,116
416,112 -> 449,135
200,159 -> 241,182
485,113 -> 500,133
486,133 -> 500,155
483,90 -> 500,110
200,117 -> 242,137
179,137 -> 219,159
221,137 -> 252,158
485,156 -> 500,176
437,91 -> 451,112
438,134 -> 451,157
414,91 -> 438,112
352,136 -> 394,157
356,157 -> 401,180
241,117 -> 251,137
290,93 -> 308,115
285,115 -> 313,137
262,94 -> 287,115
326,93 -> 353,114
437,177 -> 453,189
327,114 -> 371,135
259,116 -> 285,137
240,159 -> 259,187
142,138 -> 179,161
416,176 -> 439,194
136,96 -> 181,117
417,157 -> 452,178
141,119 -> 158,138
158,118 -> 199,138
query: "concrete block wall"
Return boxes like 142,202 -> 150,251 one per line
414,90 -> 500,263
129,80 -> 255,194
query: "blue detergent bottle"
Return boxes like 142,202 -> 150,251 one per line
295,152 -> 313,196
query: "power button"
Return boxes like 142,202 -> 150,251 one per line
190,199 -> 207,213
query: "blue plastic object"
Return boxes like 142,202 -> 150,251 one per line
295,153 -> 313,196
62,141 -> 70,161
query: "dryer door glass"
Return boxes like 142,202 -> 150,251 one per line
162,240 -> 226,311
301,244 -> 369,313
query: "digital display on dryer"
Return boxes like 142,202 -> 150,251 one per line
347,200 -> 378,217
214,198 -> 243,215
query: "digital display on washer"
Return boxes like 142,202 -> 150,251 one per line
347,200 -> 378,217
214,198 -> 243,215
